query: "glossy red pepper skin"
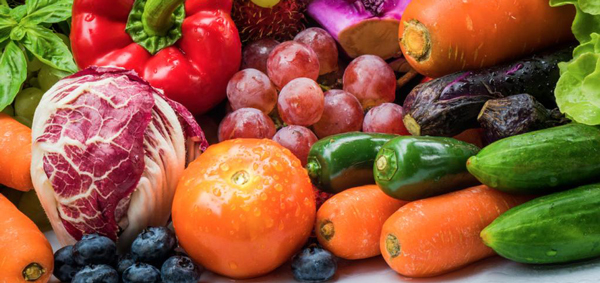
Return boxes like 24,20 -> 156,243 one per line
71,0 -> 241,115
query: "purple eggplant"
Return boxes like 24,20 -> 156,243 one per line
402,46 -> 574,137
477,94 -> 569,143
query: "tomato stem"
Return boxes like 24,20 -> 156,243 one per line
232,170 -> 250,186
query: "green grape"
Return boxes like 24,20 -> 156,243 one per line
38,64 -> 61,91
250,0 -> 281,8
1,105 -> 15,116
27,57 -> 43,73
15,87 -> 44,121
14,116 -> 32,128
29,77 -> 41,89
56,33 -> 71,50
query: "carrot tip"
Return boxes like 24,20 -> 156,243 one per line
401,19 -> 432,63
22,262 -> 45,281
319,220 -> 335,241
385,234 -> 401,258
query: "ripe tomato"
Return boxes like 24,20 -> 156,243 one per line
172,139 -> 316,279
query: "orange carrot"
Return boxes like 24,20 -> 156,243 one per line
0,193 -> 54,283
0,113 -> 33,191
398,0 -> 575,78
316,185 -> 408,260
380,185 -> 530,277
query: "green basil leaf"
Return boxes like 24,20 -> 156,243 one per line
23,0 -> 72,24
0,41 -> 27,112
9,4 -> 26,21
20,25 -> 77,73
9,24 -> 25,41
0,6 -> 9,14
0,9 -> 16,44
26,0 -> 52,14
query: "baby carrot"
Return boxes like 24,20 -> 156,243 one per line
316,185 -> 408,260
0,113 -> 33,191
380,185 -> 530,277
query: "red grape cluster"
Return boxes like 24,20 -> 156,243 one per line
219,28 -> 411,165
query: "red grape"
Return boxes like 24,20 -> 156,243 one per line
343,55 -> 396,109
241,39 -> 280,74
267,41 -> 320,89
218,108 -> 276,142
294,28 -> 338,75
363,103 -> 410,135
226,68 -> 278,114
272,125 -> 318,166
313,89 -> 364,138
277,78 -> 324,126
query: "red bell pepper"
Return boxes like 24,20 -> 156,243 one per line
71,0 -> 242,115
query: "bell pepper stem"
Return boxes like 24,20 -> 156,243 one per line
142,0 -> 185,36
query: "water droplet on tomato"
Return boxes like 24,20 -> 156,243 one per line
84,14 -> 95,21
304,197 -> 312,206
254,208 -> 261,217
260,193 -> 268,201
265,217 -> 274,228
279,222 -> 285,230
275,184 -> 283,192
229,262 -> 238,269
220,163 -> 230,172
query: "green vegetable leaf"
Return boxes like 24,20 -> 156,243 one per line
555,34 -> 600,125
0,41 -> 27,111
23,0 -> 72,25
579,0 -> 600,15
26,0 -> 54,14
19,25 -> 77,73
9,4 -> 26,21
0,7 -> 16,44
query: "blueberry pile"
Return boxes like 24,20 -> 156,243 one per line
291,244 -> 338,282
53,227 -> 202,283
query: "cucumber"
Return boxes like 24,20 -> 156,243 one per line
481,183 -> 600,264
467,123 -> 600,194
306,132 -> 397,194
374,136 -> 480,201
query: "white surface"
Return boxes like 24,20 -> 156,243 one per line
46,231 -> 600,283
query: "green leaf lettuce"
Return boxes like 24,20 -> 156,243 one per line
551,0 -> 600,125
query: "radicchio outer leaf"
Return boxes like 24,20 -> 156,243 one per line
31,67 -> 207,249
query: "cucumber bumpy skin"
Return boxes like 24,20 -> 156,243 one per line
481,183 -> 600,264
467,123 -> 600,194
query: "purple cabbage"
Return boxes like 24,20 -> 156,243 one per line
31,67 -> 207,250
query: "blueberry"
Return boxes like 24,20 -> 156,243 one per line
291,245 -> 337,282
72,265 -> 119,283
117,253 -> 135,275
161,256 -> 202,283
122,263 -> 162,283
73,234 -> 117,267
53,245 -> 81,282
131,227 -> 177,266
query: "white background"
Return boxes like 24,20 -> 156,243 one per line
46,232 -> 600,283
